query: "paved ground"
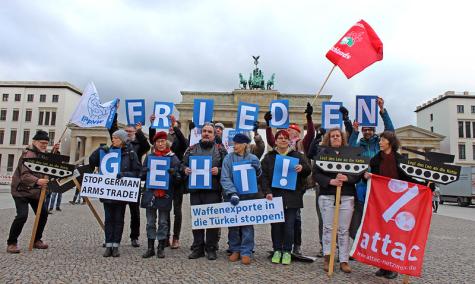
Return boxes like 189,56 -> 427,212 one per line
0,188 -> 474,283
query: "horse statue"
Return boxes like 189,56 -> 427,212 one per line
239,73 -> 247,89
266,73 -> 275,90
248,68 -> 265,90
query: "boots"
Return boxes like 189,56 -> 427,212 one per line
112,247 -> 120,257
103,247 -> 113,257
323,255 -> 330,272
188,247 -> 205,259
142,239 -> 155,258
157,240 -> 165,258
206,247 -> 217,260
340,262 -> 352,273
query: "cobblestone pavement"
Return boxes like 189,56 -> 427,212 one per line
0,194 -> 474,284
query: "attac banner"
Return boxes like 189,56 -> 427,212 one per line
191,197 -> 284,229
326,19 -> 383,79
81,173 -> 141,202
350,174 -> 432,277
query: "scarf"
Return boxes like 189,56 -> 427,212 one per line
152,148 -> 171,198
380,151 -> 398,179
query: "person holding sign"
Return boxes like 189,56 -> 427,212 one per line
89,130 -> 142,258
261,130 -> 311,265
109,111 -> 150,248
220,134 -> 262,265
313,128 -> 360,273
140,131 -> 182,259
7,130 -> 54,253
183,123 -> 227,260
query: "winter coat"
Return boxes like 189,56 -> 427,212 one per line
89,143 -> 142,204
348,109 -> 395,201
260,149 -> 311,209
141,151 -> 182,210
369,151 -> 420,184
11,146 -> 45,199
313,147 -> 360,198
182,141 -> 227,193
220,151 -> 263,201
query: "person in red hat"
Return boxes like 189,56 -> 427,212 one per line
140,131 -> 182,259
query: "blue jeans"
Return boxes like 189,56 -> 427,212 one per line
48,192 -> 62,210
271,208 -> 298,252
146,208 -> 169,241
228,225 -> 254,257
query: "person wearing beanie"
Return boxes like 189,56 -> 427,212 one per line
260,130 -> 311,265
183,122 -> 227,260
220,133 -> 262,265
149,114 -> 189,249
140,131 -> 182,259
108,111 -> 150,248
89,128 -> 142,258
6,130 -> 54,253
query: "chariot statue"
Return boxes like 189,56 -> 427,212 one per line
238,56 -> 276,90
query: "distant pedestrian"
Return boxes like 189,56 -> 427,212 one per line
432,185 -> 440,213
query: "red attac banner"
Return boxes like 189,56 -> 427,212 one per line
350,174 -> 432,277
326,19 -> 383,78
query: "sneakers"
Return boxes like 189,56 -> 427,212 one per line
171,238 -> 180,249
56,208 -> 61,211
340,262 -> 352,273
281,252 -> 291,265
241,255 -> 251,265
229,252 -> 240,262
6,244 -> 20,254
112,247 -> 120,257
131,239 -> 140,247
271,251 -> 282,263
103,247 -> 113,257
33,240 -> 48,249
323,255 -> 330,272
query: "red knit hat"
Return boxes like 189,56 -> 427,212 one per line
274,130 -> 290,141
153,131 -> 168,142
288,123 -> 301,133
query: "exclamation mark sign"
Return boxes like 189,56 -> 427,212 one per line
280,159 -> 290,186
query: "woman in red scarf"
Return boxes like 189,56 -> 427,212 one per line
140,131 -> 182,258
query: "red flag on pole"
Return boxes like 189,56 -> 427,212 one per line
326,19 -> 383,78
350,174 -> 433,277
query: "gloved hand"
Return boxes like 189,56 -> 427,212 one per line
116,173 -> 122,179
189,121 -> 195,131
339,106 -> 349,121
264,111 -> 272,126
316,127 -> 326,140
304,102 -> 313,118
253,121 -> 259,132
230,193 -> 240,206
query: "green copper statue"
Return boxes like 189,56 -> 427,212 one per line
238,56 -> 275,90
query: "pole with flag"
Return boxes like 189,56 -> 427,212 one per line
311,19 -> 384,106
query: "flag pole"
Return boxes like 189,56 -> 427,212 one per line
311,64 -> 337,106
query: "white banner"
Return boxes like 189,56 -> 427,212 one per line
191,197 -> 284,229
80,173 -> 140,202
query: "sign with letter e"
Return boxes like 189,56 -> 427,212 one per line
356,96 -> 378,127
322,101 -> 343,130
232,161 -> 258,195
236,102 -> 259,131
272,154 -> 298,190
146,156 -> 171,190
188,156 -> 212,190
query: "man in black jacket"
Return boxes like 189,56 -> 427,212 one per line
108,113 -> 150,247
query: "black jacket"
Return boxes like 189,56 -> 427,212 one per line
369,151 -> 420,184
312,147 -> 360,197
89,144 -> 142,204
261,149 -> 311,209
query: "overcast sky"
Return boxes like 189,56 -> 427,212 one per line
1,0 -> 474,129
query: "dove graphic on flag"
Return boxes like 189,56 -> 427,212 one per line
70,82 -> 119,128
326,19 -> 383,79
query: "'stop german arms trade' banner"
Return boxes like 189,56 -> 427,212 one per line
350,174 -> 432,277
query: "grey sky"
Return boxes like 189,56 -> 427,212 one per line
1,0 -> 474,129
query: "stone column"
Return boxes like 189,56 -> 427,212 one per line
79,137 -> 86,159
84,136 -> 93,159
69,135 -> 77,163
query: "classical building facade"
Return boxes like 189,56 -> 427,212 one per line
0,81 -> 82,176
416,91 -> 475,166
395,125 -> 445,159
176,89 -> 331,138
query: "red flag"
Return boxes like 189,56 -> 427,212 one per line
350,174 -> 433,277
326,20 -> 383,78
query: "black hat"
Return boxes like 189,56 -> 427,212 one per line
233,133 -> 251,144
33,130 -> 50,141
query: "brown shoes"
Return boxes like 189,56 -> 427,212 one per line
241,255 -> 251,265
33,240 -> 49,249
229,252 -> 240,262
323,255 -> 330,272
170,238 -> 180,249
7,244 -> 20,253
340,262 -> 352,273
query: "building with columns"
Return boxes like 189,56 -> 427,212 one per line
395,125 -> 445,159
0,81 -> 82,178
